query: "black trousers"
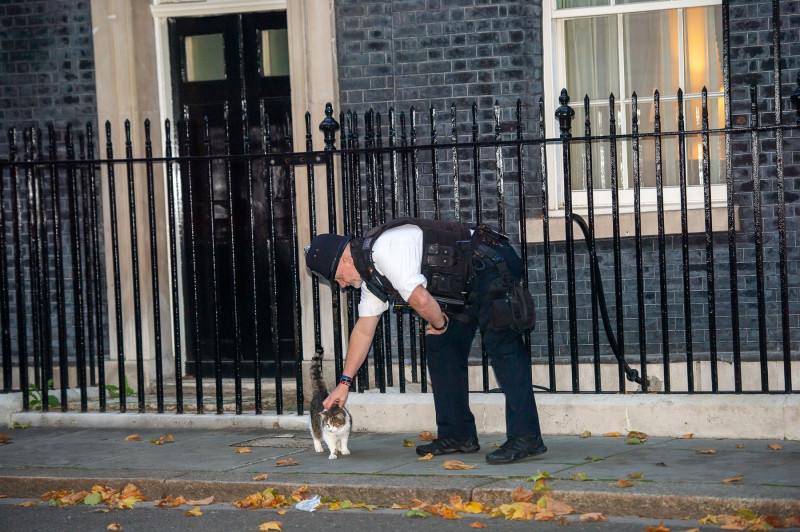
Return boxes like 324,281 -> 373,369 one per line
424,242 -> 542,440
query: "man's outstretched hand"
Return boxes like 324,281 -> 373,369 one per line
323,383 -> 350,410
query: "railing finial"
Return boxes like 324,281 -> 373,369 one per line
555,88 -> 575,139
319,102 -> 340,151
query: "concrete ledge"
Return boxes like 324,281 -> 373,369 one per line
8,392 -> 798,440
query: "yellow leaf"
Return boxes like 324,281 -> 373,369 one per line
124,434 -> 140,441
767,443 -> 783,450
604,431 -> 621,437
107,524 -> 122,531
290,485 -> 309,501
579,430 -> 591,438
443,460 -> 477,470
735,444 -> 743,449
470,522 -> 488,528
403,439 -> 415,447
722,476 -> 742,483
185,507 -> 203,516
699,514 -> 718,524
696,449 -> 717,454
253,474 -> 269,481
391,503 -> 408,509
276,458 -> 300,467
462,501 -> 483,514
683,433 -> 694,439
236,447 -> 252,453
276,510 -> 287,515
580,512 -> 608,522
418,453 -> 434,461
258,522 -> 282,531
418,431 -> 435,441
187,496 -> 214,506
17,500 -> 37,507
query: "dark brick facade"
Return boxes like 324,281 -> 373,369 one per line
1,0 -> 102,369
335,0 -> 800,375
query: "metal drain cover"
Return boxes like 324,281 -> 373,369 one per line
233,435 -> 314,449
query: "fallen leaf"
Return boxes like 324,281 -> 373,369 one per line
405,510 -> 431,518
735,444 -> 743,449
626,438 -> 644,445
557,516 -> 570,526
585,456 -> 604,462
253,474 -> 269,481
627,472 -> 643,480
184,507 -> 203,516
616,478 -> 636,488
150,435 -> 175,445
535,509 -> 556,521
290,485 -> 309,502
443,460 -> 476,470
470,523 -> 488,528
682,529 -> 700,532
276,510 -> 287,515
543,497 -> 573,516
236,447 -> 252,453
767,443 -> 783,450
442,507 -> 462,520
511,485 -> 535,502
627,431 -> 648,442
580,512 -> 608,522
533,479 -> 552,492
570,472 -> 592,481
644,521 -> 671,532
0,495 -> 7,498
124,434 -> 140,442
785,516 -> 800,527
391,503 -> 408,509
418,453 -> 434,461
258,522 -> 282,531
155,495 -> 187,508
107,524 -> 121,531
403,439 -> 415,447
683,433 -> 694,439
696,449 -> 717,454
656,462 -> 667,467
722,476 -> 742,484
418,431 -> 435,441
604,431 -> 621,437
276,458 -> 300,467
579,430 -> 591,438
0,433 -> 12,443
17,500 -> 37,507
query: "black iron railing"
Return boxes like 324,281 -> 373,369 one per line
1,76 -> 799,416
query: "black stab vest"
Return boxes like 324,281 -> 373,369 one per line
350,218 -> 473,305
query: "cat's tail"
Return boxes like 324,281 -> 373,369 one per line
310,347 -> 327,396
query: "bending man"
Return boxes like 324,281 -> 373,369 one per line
305,217 -> 545,464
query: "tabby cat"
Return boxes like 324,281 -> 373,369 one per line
309,348 -> 352,459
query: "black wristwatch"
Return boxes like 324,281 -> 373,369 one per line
429,313 -> 449,331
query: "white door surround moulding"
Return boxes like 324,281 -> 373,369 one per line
150,0 -> 287,19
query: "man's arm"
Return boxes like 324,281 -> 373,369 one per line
323,314 -> 380,409
406,284 -> 448,335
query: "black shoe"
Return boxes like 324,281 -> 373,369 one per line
415,435 -> 480,456
485,435 -> 547,464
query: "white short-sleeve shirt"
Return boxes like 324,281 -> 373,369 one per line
357,224 -> 426,317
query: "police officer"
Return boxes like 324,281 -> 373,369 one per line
305,217 -> 546,464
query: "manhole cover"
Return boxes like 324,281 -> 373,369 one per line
233,434 -> 314,449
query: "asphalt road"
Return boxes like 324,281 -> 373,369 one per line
0,499 -> 730,532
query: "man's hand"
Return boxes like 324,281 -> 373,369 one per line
323,383 -> 350,410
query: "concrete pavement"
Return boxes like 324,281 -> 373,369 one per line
0,425 -> 798,522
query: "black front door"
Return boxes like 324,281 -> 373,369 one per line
168,12 -> 296,378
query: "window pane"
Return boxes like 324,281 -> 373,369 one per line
685,96 -> 726,186
557,0 -> 609,8
616,0 -> 660,4
261,29 -> 290,77
185,33 -> 226,82
569,103 -> 624,191
564,16 -> 619,100
626,99 -> 680,188
684,6 -> 724,94
622,10 -> 679,98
